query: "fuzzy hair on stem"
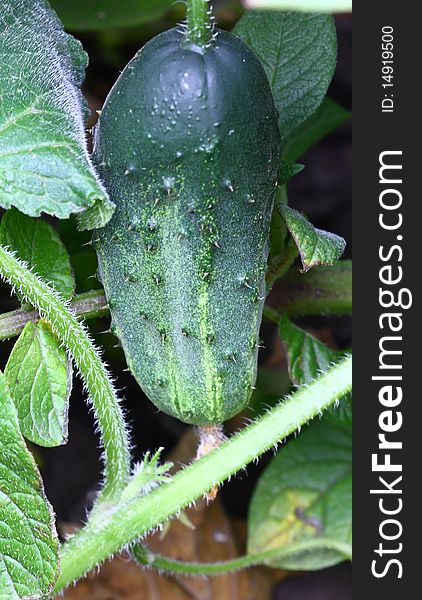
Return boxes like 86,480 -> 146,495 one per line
184,0 -> 214,49
54,355 -> 351,591
0,244 -> 131,502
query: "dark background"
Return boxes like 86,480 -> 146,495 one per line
0,4 -> 351,598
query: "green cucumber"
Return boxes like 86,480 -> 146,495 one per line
94,26 -> 280,425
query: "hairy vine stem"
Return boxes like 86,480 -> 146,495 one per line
185,0 -> 212,48
0,245 -> 131,501
54,355 -> 352,591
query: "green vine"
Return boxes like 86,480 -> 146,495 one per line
133,537 -> 351,575
54,355 -> 351,591
0,245 -> 130,502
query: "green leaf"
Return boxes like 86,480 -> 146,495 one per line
283,97 -> 351,162
234,11 -> 337,140
269,185 -> 289,272
49,0 -> 175,31
278,161 -> 304,185
280,314 -> 338,383
0,0 -> 113,229
0,209 -> 75,299
279,314 -> 351,424
58,217 -> 101,293
5,320 -> 72,447
0,371 -> 59,598
248,419 -> 351,570
244,0 -> 352,12
281,205 -> 345,272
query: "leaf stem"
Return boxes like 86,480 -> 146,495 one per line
0,289 -> 108,341
54,356 -> 352,591
0,245 -> 130,501
267,237 -> 299,289
273,260 -> 352,316
132,537 -> 351,575
185,0 -> 212,49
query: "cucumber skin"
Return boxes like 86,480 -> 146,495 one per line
94,28 -> 280,425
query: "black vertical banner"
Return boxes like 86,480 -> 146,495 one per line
354,2 -> 419,596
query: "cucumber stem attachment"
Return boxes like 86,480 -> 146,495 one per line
196,424 -> 226,501
185,0 -> 213,49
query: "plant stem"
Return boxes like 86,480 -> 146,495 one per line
266,237 -> 299,289
132,537 -> 351,575
54,355 -> 352,592
70,288 -> 108,319
0,246 -> 130,501
273,260 -> 352,316
0,288 -> 108,340
185,0 -> 212,48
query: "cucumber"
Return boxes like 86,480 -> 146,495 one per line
94,26 -> 280,425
